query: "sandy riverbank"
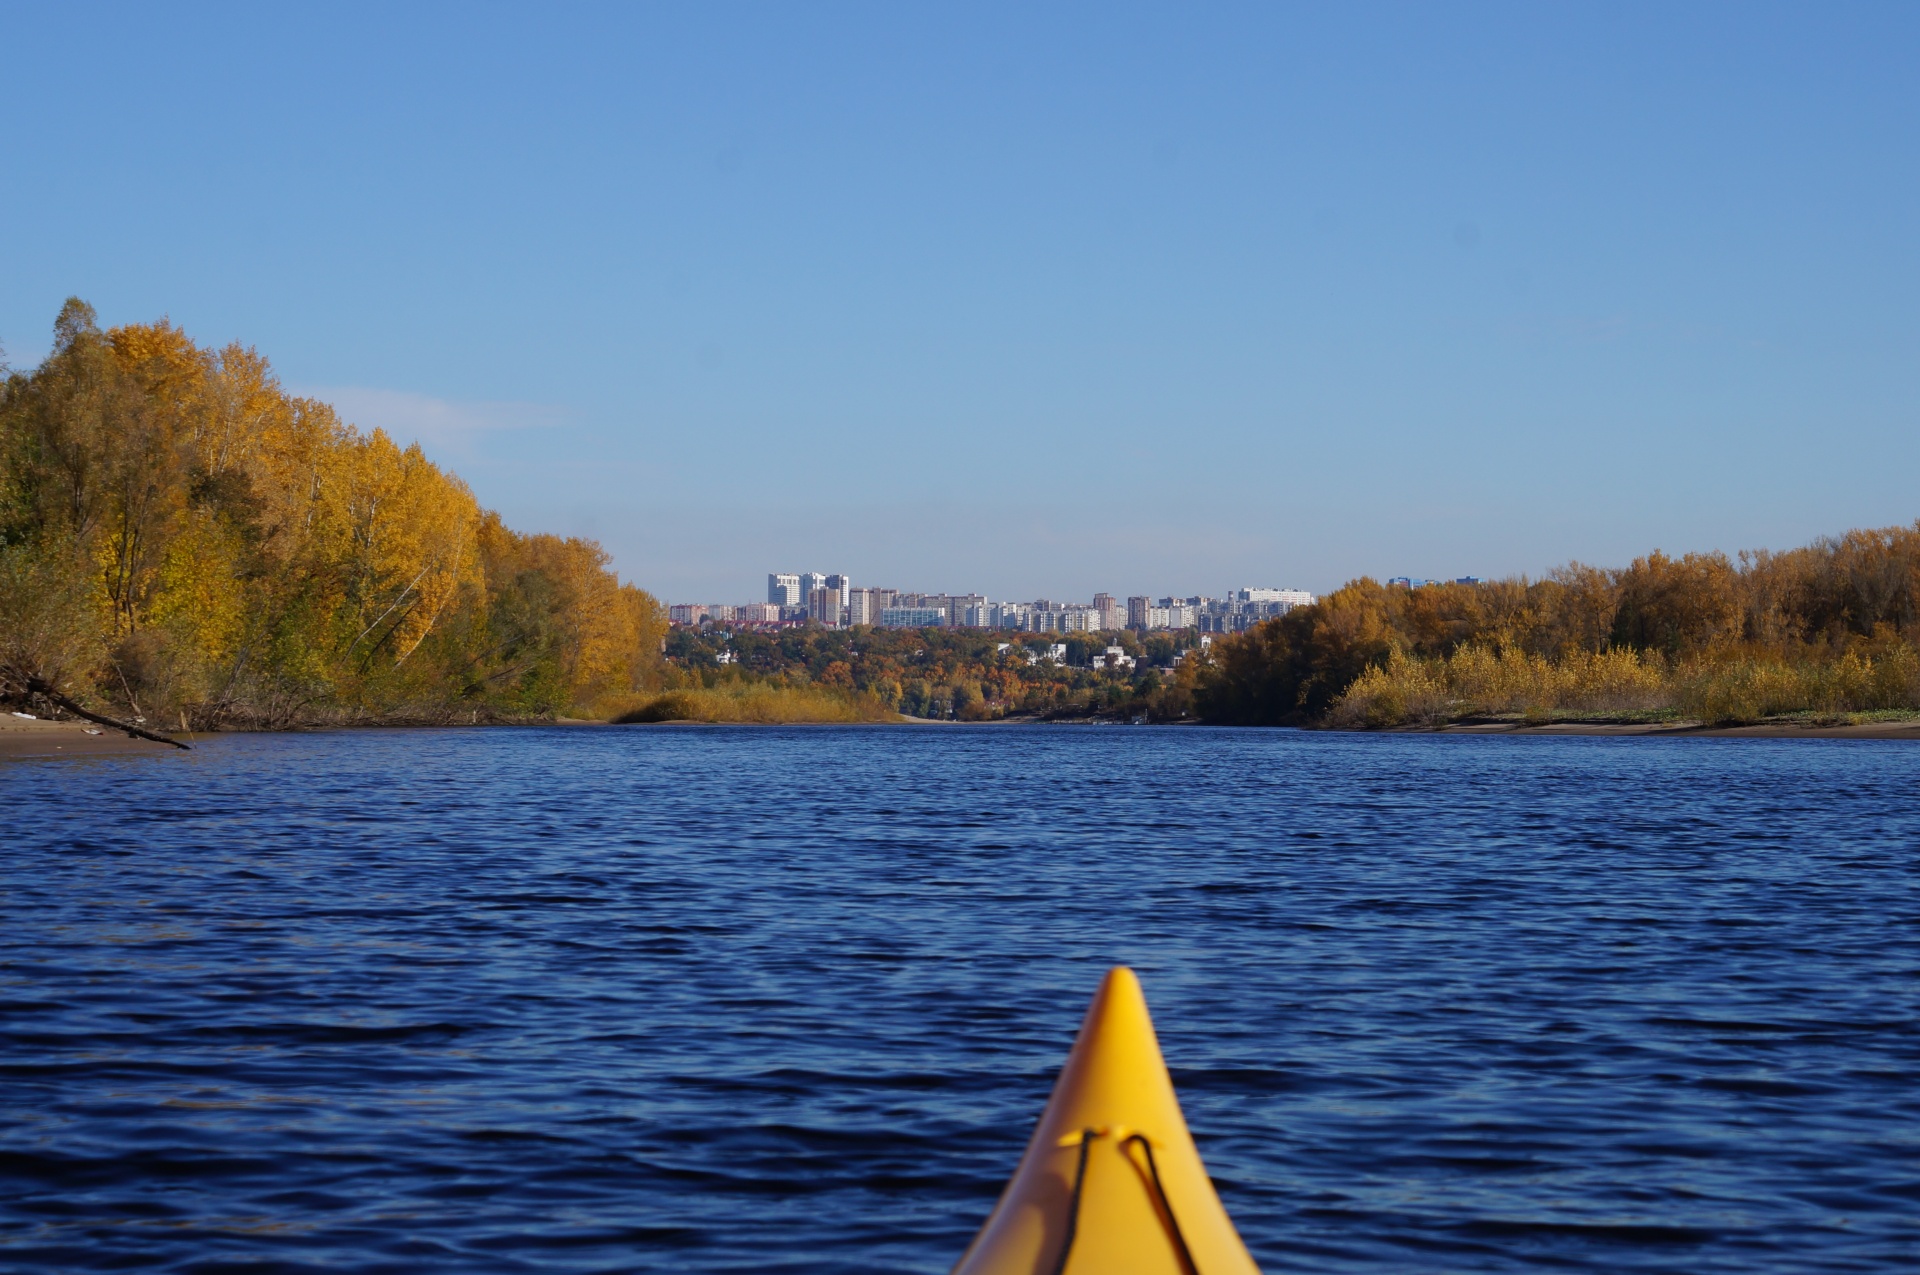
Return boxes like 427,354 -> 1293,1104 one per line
1433,718 -> 1920,740
0,714 -> 190,759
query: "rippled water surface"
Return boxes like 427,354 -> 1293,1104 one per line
3,726 -> 1918,1273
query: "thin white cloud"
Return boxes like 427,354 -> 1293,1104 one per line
297,386 -> 570,452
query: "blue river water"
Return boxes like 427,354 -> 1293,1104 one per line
2,725 -> 1917,1273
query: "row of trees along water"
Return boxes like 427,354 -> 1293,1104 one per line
644,626 -> 1202,722
0,301 -> 666,729
1195,531 -> 1920,727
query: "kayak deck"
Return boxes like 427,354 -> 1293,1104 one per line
951,967 -> 1261,1275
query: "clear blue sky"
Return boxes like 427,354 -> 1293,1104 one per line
4,3 -> 1916,602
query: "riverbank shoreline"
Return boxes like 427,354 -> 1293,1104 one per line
0,713 -> 627,760
1425,718 -> 1920,739
10,712 -> 1919,755
0,715 -> 191,758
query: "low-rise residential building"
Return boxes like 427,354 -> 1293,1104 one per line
1236,587 -> 1315,607
879,606 -> 949,628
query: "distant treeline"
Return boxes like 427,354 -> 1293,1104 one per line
656,625 -> 1200,720
1196,529 -> 1920,727
0,300 -> 665,728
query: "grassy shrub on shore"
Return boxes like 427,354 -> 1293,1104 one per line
1328,645 -> 1668,727
1327,643 -> 1920,727
612,683 -> 897,724
1672,647 -> 1920,724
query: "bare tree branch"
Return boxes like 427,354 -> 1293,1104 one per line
18,674 -> 191,749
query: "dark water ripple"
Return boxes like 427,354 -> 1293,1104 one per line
2,726 -> 1918,1272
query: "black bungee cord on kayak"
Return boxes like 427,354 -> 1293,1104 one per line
1045,1128 -> 1200,1275
1124,1133 -> 1201,1275
1045,1128 -> 1097,1275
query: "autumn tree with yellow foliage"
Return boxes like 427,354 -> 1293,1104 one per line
0,299 -> 665,728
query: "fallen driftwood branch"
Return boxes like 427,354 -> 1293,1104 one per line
22,676 -> 192,750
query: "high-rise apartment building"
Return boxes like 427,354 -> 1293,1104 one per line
800,573 -> 828,608
939,594 -> 988,626
809,584 -> 843,627
1127,596 -> 1152,629
768,573 -> 801,607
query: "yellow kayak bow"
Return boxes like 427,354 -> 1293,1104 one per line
952,967 -> 1262,1275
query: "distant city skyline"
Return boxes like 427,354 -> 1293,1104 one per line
667,572 -> 1316,633
674,570 -> 1412,609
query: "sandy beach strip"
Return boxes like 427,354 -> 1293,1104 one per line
0,714 -> 189,759
1435,718 -> 1920,740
